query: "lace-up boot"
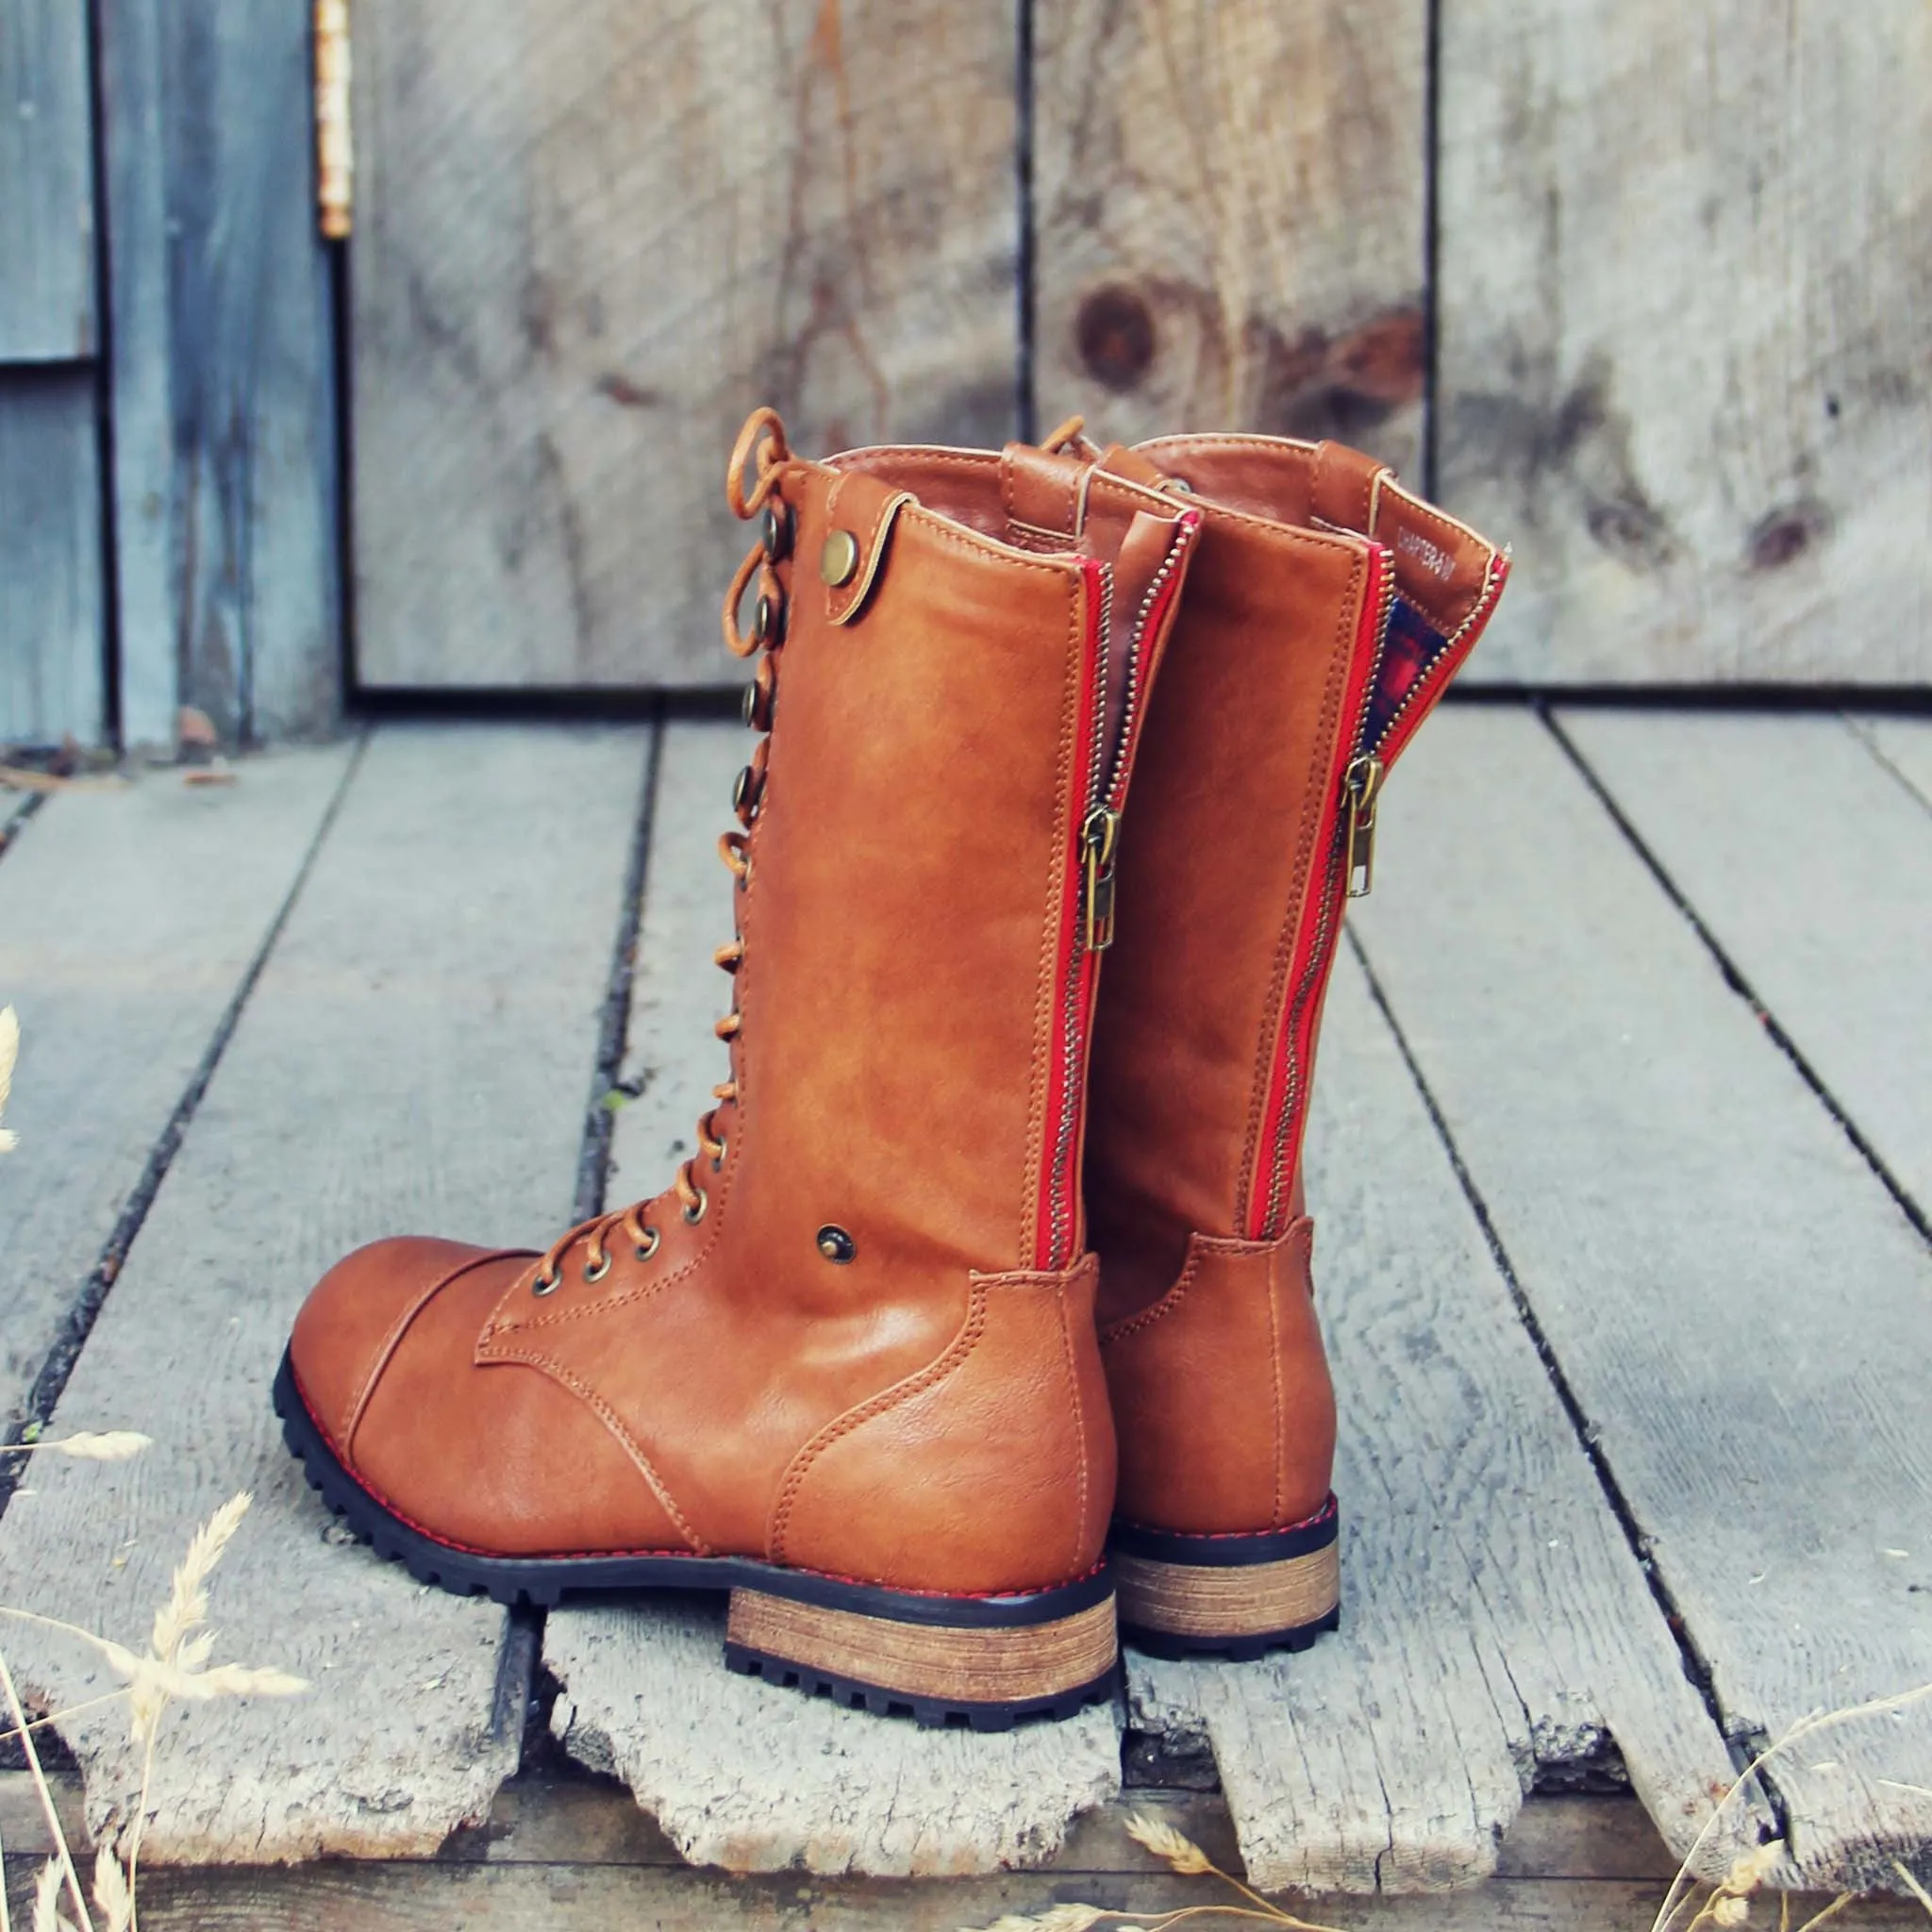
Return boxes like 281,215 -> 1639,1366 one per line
276,409 -> 1201,1725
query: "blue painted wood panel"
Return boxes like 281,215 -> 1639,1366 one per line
0,0 -> 97,360
97,0 -> 341,746
0,369 -> 106,745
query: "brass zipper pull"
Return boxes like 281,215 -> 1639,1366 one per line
1343,756 -> 1387,898
1081,806 -> 1122,950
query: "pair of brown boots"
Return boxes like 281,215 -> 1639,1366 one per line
276,408 -> 1507,1729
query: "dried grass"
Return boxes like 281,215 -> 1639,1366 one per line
0,1012 -> 307,1928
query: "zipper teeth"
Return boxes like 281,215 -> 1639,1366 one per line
1088,565 -> 1115,806
1366,546 -> 1508,762
1254,545 -> 1506,1237
1044,563 -> 1110,1270
1256,550 -> 1396,1239
1101,522 -> 1191,809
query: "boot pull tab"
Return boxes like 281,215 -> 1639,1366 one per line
820,472 -> 915,627
1309,441 -> 1394,542
999,441 -> 1096,545
1091,441 -> 1173,493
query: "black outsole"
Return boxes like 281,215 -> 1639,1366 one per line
1121,1605 -> 1341,1662
1109,1501 -> 1340,1568
275,1349 -> 1115,1727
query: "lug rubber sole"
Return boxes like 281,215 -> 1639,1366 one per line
1110,1500 -> 1341,1661
275,1350 -> 1117,1728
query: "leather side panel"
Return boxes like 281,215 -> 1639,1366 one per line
1100,1221 -> 1335,1536
770,1257 -> 1115,1596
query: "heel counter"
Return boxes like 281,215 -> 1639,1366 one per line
770,1257 -> 1115,1595
1101,1220 -> 1335,1536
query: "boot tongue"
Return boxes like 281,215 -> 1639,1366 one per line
1092,443 -> 1169,491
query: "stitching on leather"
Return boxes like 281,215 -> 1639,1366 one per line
1024,572 -> 1083,1264
343,1247 -> 528,1456
1265,1238 -> 1286,1527
1096,1229 -> 1271,1346
1234,547 -> 1364,1229
901,506 -> 1076,579
1053,1272 -> 1091,1575
1098,1240 -> 1208,1347
489,1347 -> 709,1556
827,490 -> 913,625
767,1282 -> 991,1562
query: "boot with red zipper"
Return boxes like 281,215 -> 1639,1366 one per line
1027,426 -> 1508,1658
276,409 -> 1201,1725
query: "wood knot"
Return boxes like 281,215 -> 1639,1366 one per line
1075,285 -> 1156,391
1748,500 -> 1831,571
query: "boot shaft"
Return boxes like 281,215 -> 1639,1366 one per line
1081,434 -> 1507,1324
689,428 -> 1203,1293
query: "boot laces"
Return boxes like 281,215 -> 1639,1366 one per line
533,409 -> 791,1296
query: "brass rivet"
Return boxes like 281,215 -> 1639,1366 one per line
753,592 -> 785,645
760,502 -> 792,562
819,529 -> 860,587
816,1224 -> 856,1264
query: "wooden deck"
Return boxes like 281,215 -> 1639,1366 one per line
2,704 -> 1928,1928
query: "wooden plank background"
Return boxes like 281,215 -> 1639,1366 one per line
1436,0 -> 1932,683
94,0 -> 341,748
1031,0 -> 1428,476
349,0 -> 1020,691
0,0 -> 97,361
0,370 -> 105,744
1,0 -> 1928,738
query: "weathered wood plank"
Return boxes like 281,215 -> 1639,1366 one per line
0,744 -> 353,1439
1850,715 -> 1932,817
0,369 -> 106,746
97,0 -> 341,745
1559,709 -> 1932,1219
0,723 -> 650,1860
1124,946 -> 1746,1895
1032,1 -> 1426,472
351,2 -> 1017,691
0,0 -> 95,359
1348,707 -> 1932,1890
1438,4 -> 1932,682
46,1862 -> 1932,1932
541,720 -> 1122,1876
0,1772 -> 1683,1883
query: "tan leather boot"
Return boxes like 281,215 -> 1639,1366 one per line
1069,432 -> 1508,1658
276,409 -> 1201,1725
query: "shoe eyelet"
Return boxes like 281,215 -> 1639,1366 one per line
635,1227 -> 660,1262
753,592 -> 786,647
760,501 -> 791,563
682,1189 -> 708,1225
532,1271 -> 561,1298
582,1253 -> 611,1284
816,1224 -> 856,1264
710,1137 -> 728,1172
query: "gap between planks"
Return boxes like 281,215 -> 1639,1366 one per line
0,741 -> 364,1484
1347,705 -> 1932,1893
0,723 -> 656,1860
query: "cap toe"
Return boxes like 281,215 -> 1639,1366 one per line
287,1236 -> 523,1463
